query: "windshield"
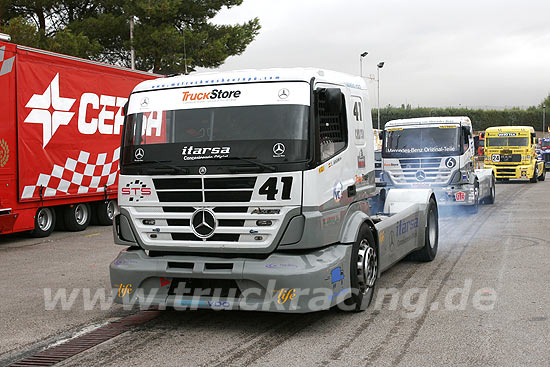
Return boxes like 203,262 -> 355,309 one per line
382,126 -> 460,158
486,137 -> 529,147
121,104 -> 309,169
542,141 -> 550,149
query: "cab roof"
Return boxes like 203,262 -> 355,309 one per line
131,68 -> 367,93
485,126 -> 535,133
385,116 -> 471,128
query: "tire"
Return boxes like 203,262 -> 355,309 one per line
538,167 -> 545,181
530,167 -> 538,183
63,203 -> 92,231
467,181 -> 479,214
484,177 -> 496,205
31,207 -> 56,238
343,226 -> 378,312
409,197 -> 439,262
95,200 -> 116,226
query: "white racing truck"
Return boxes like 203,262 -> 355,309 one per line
110,68 -> 439,313
380,117 -> 495,213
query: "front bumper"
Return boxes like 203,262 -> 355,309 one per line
110,244 -> 352,313
485,164 -> 533,179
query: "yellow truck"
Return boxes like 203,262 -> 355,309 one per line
484,126 -> 545,182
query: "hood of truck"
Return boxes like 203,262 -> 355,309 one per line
118,172 -> 302,253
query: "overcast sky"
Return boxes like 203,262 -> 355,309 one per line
202,0 -> 550,109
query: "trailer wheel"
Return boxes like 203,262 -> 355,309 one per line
343,226 -> 377,312
538,167 -> 545,181
96,200 -> 116,225
409,197 -> 439,262
63,203 -> 91,231
530,167 -> 538,183
31,207 -> 56,238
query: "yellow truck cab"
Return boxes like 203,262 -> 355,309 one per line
484,126 -> 545,182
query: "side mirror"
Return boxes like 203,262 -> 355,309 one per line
322,88 -> 343,115
378,131 -> 383,140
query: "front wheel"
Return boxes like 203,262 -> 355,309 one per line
530,167 -> 538,183
409,197 -> 438,262
343,226 -> 377,312
31,207 -> 56,238
538,167 -> 545,181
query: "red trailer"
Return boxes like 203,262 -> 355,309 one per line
0,41 -> 158,237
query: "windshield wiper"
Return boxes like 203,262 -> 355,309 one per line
123,160 -> 189,174
217,157 -> 277,172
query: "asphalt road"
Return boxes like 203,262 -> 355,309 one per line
1,180 -> 549,366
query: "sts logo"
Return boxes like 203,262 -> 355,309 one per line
121,179 -> 152,202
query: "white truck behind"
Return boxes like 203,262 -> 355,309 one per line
110,69 -> 439,313
380,117 -> 495,213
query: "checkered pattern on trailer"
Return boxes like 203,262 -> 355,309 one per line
0,46 -> 15,76
21,148 -> 120,199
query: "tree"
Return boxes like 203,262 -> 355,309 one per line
539,94 -> 550,108
1,0 -> 260,74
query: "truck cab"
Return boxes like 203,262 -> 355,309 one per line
381,117 -> 495,211
110,68 -> 439,313
484,126 -> 545,182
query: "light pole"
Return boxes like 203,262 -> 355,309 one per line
359,51 -> 368,77
377,61 -> 385,130
543,105 -> 546,135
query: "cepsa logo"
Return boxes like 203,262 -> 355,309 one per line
24,73 -> 129,148
182,89 -> 241,102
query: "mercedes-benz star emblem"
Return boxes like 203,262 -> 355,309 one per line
191,208 -> 217,239
415,170 -> 426,181
273,142 -> 286,157
140,97 -> 149,107
134,148 -> 144,160
278,88 -> 289,99
199,166 -> 207,175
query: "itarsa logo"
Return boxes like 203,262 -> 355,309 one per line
182,89 -> 241,102
24,73 -> 129,148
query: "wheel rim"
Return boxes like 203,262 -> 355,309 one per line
428,208 -> 437,248
37,208 -> 53,231
106,201 -> 115,220
75,204 -> 89,225
357,240 -> 377,293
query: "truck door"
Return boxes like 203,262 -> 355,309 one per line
350,94 -> 375,194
